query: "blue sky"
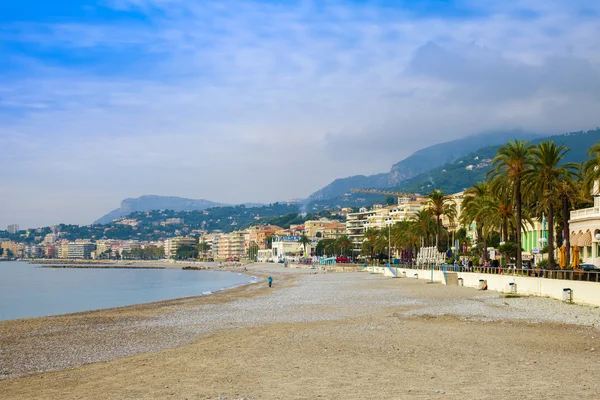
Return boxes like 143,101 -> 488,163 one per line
2,0 -> 600,228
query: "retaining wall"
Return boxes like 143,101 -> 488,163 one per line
376,266 -> 600,307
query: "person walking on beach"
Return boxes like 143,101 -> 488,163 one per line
268,275 -> 273,288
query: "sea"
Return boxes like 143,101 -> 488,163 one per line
0,261 -> 256,321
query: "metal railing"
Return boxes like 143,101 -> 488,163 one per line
394,263 -> 600,283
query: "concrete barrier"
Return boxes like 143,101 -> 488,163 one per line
388,267 -> 600,307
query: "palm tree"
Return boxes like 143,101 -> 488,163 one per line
425,189 -> 457,252
489,140 -> 533,269
583,141 -> 600,195
197,240 -> 211,260
482,178 -> 515,242
524,141 -> 578,269
362,228 -> 378,260
411,210 -> 435,247
299,234 -> 311,257
461,182 -> 490,260
336,235 -> 352,257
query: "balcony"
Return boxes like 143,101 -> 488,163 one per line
570,207 -> 600,221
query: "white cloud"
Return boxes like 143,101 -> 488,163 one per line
2,0 -> 600,227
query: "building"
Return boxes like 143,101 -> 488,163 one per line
521,218 -> 548,264
245,225 -> 281,249
321,221 -> 347,239
346,207 -> 377,257
67,242 -> 96,259
229,231 -> 246,259
44,245 -> 56,258
1,240 -> 23,258
440,192 -> 463,233
569,190 -> 600,266
24,244 -> 44,258
164,237 -> 196,259
7,224 -> 19,234
57,243 -> 70,259
217,235 -> 231,259
271,235 -> 306,260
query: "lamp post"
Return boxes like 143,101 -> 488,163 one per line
538,237 -> 547,267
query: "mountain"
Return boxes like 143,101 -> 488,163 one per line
308,130 -> 540,201
397,128 -> 600,194
93,195 -> 225,225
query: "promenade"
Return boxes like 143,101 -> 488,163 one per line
1,264 -> 600,399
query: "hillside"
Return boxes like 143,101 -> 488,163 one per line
398,128 -> 600,194
308,130 -> 539,201
10,203 -> 348,243
94,195 -> 227,225
306,127 -> 600,209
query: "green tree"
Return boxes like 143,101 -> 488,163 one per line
362,228 -> 378,260
411,210 -> 435,247
299,235 -> 311,257
524,141 -> 578,269
489,140 -> 533,269
175,245 -> 198,260
247,244 -> 259,260
461,182 -> 490,261
197,240 -> 211,259
583,141 -> 600,195
425,189 -> 457,252
336,235 -> 352,257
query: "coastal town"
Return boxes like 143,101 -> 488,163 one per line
3,175 -> 600,269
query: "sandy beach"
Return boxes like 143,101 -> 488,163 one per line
2,264 -> 600,399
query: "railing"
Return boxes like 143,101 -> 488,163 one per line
570,207 -> 600,220
393,263 -> 600,283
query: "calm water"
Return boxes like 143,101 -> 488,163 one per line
0,261 -> 255,321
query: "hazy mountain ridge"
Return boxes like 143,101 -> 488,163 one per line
93,195 -> 226,225
309,130 -> 541,201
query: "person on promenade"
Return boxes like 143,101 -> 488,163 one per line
268,275 -> 273,288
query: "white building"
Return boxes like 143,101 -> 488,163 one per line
271,236 -> 306,260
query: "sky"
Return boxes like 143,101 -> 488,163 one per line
1,0 -> 600,229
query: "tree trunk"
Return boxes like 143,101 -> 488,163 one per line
515,179 -> 523,269
436,215 -> 441,252
563,195 -> 570,267
483,231 -> 488,263
548,202 -> 555,269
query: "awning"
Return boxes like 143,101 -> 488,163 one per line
578,231 -> 592,247
571,232 -> 582,246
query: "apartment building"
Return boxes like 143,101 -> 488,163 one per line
245,225 -> 281,249
321,221 -> 346,239
164,237 -> 196,259
7,224 -> 19,234
346,207 -> 377,257
229,231 -> 246,258
1,240 -> 23,257
67,242 -> 96,259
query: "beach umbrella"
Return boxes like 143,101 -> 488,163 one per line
572,245 -> 580,269
559,245 -> 566,269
